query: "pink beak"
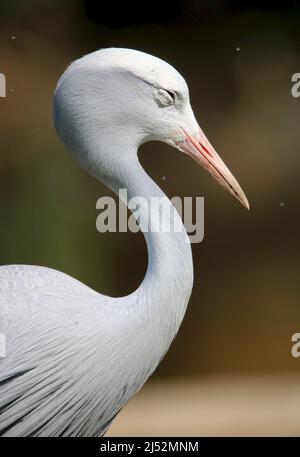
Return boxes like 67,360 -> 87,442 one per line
178,126 -> 249,209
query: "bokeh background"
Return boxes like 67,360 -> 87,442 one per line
0,0 -> 300,436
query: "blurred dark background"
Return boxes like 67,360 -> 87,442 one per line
0,0 -> 300,435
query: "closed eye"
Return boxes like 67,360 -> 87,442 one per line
153,87 -> 177,108
164,89 -> 176,103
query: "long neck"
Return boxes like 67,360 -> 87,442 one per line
123,159 -> 193,319
82,140 -> 194,341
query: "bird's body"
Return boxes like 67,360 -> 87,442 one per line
0,48 -> 248,436
0,190 -> 192,437
0,260 -> 190,437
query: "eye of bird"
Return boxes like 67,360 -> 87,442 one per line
156,88 -> 176,107
164,89 -> 176,102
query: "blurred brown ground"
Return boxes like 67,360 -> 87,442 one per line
108,374 -> 300,436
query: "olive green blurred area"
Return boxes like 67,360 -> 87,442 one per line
0,0 -> 300,385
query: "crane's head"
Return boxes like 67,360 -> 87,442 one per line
54,48 -> 249,209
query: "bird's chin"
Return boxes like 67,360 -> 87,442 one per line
173,126 -> 249,210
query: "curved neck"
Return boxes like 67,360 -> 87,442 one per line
82,140 -> 194,334
119,158 -> 193,312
